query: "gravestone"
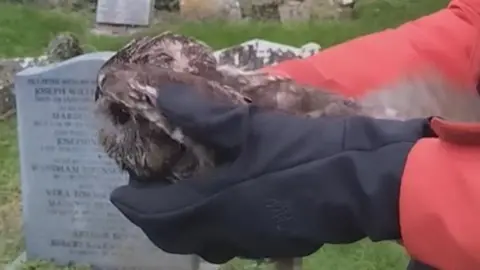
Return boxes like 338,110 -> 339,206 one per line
278,1 -> 311,23
179,0 -> 242,21
14,52 -> 216,270
214,39 -> 321,70
95,0 -> 154,26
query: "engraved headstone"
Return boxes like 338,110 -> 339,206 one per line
95,0 -> 154,26
14,52 -> 215,270
213,39 -> 321,70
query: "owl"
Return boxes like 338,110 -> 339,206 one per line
93,32 -> 480,270
94,31 -> 362,183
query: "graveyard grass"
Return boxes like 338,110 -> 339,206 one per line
0,0 -> 449,269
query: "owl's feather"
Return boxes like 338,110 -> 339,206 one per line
94,31 -> 361,182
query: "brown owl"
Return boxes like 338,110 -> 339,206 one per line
94,31 -> 362,184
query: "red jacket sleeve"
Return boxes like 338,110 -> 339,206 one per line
400,117 -> 480,270
262,0 -> 480,98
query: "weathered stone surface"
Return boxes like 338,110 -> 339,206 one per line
278,1 -> 311,23
304,0 -> 355,21
240,0 -> 355,22
250,2 -> 281,20
0,60 -> 21,117
96,0 -> 154,26
214,39 -> 321,70
179,0 -> 242,21
0,57 -> 50,118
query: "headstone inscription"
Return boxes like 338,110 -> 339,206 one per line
14,52 -> 213,270
95,0 -> 154,26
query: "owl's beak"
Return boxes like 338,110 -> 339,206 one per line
94,86 -> 101,101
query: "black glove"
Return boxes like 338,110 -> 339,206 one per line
110,83 -> 434,264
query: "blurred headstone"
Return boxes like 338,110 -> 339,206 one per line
154,0 -> 180,11
241,0 -> 354,21
250,0 -> 282,20
278,1 -> 311,23
305,0 -> 355,20
14,52 -> 217,270
179,0 -> 242,21
95,0 -> 154,26
214,39 -> 321,70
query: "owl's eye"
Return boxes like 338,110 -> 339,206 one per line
157,52 -> 174,64
109,103 -> 130,125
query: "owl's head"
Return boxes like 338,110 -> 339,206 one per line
94,64 -> 205,182
94,56 -> 250,183
94,93 -> 196,182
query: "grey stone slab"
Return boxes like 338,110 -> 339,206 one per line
95,0 -> 154,26
14,52 -> 210,270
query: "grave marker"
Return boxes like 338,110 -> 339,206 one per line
95,0 -> 154,26
179,0 -> 242,21
14,52 -> 210,270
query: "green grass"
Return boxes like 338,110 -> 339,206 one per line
0,0 -> 449,269
0,119 -> 22,267
0,0 -> 449,57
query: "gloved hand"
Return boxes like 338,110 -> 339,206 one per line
110,82 -> 434,264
